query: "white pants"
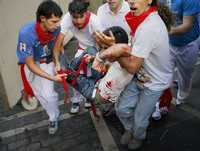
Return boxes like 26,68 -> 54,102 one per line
170,39 -> 199,100
24,62 -> 59,121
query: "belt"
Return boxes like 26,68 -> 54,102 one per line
39,58 -> 52,64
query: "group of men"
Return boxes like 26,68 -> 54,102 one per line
16,0 -> 200,150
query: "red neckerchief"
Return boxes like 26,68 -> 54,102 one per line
35,22 -> 54,45
125,7 -> 156,36
80,11 -> 91,29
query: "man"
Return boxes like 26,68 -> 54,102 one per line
96,0 -> 130,116
162,0 -> 200,105
97,0 -> 130,35
53,0 -> 102,114
95,0 -> 174,149
16,0 -> 65,134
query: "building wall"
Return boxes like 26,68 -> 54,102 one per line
0,0 -> 103,109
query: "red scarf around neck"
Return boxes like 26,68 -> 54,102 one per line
79,11 -> 91,29
35,22 -> 54,45
125,7 -> 156,37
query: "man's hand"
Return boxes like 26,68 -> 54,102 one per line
100,44 -> 131,62
52,73 -> 67,83
94,31 -> 115,48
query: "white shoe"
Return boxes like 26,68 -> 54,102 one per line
21,96 -> 38,111
175,99 -> 185,106
120,130 -> 132,145
159,106 -> 169,115
84,101 -> 91,108
48,121 -> 58,135
128,137 -> 143,150
152,102 -> 161,120
70,103 -> 80,114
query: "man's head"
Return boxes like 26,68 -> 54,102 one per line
104,26 -> 128,44
128,0 -> 157,16
97,26 -> 128,50
106,0 -> 123,13
36,0 -> 63,32
68,0 -> 89,29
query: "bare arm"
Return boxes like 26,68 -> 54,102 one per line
53,32 -> 65,71
170,16 -> 194,35
98,43 -> 143,74
25,56 -> 64,82
117,56 -> 144,74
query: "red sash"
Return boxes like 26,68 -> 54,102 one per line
20,64 -> 34,97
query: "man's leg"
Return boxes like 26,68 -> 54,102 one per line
172,41 -> 198,105
26,62 -> 60,134
115,80 -> 140,145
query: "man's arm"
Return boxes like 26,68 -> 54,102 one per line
98,43 -> 143,74
53,32 -> 65,71
117,56 -> 144,74
25,56 -> 64,82
170,16 -> 194,35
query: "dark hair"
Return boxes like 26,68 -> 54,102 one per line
36,0 -> 63,22
151,0 -> 174,31
103,26 -> 129,44
68,0 -> 89,16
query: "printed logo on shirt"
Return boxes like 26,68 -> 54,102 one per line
19,42 -> 27,52
41,45 -> 50,57
136,66 -> 151,88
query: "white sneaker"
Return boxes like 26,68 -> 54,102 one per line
84,101 -> 92,108
70,103 -> 80,114
159,106 -> 169,115
175,99 -> 185,106
152,102 -> 161,120
120,130 -> 132,145
48,121 -> 58,135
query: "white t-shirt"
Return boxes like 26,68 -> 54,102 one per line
60,12 -> 102,50
97,1 -> 132,102
97,0 -> 130,35
98,62 -> 133,102
131,12 -> 173,91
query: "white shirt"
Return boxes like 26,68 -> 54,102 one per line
97,1 -> 132,101
60,12 -> 102,49
131,12 -> 174,91
97,0 -> 130,35
98,62 -> 133,102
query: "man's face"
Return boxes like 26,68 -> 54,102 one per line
41,14 -> 61,32
128,0 -> 150,16
106,0 -> 122,12
71,13 -> 87,29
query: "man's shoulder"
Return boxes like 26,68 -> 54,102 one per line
97,3 -> 109,14
19,22 -> 36,40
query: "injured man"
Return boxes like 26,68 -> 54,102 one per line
59,26 -> 133,104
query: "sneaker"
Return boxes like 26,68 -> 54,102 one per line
84,101 -> 92,109
159,106 -> 169,115
152,109 -> 161,121
152,102 -> 161,121
48,121 -> 58,135
120,130 -> 132,145
175,99 -> 185,106
70,103 -> 80,114
128,137 -> 143,150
